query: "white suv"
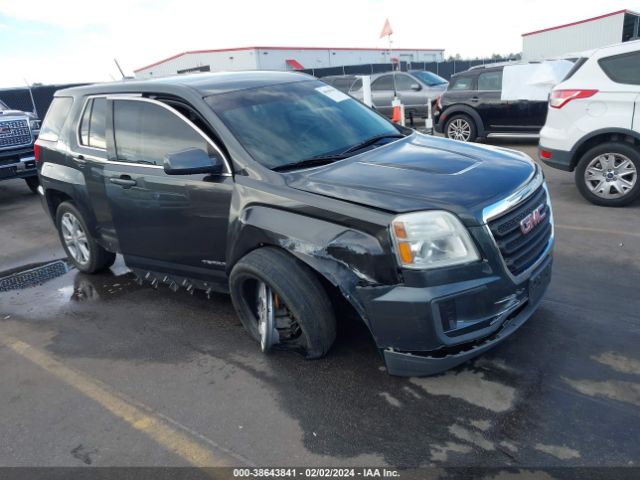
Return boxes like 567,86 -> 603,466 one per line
539,40 -> 640,207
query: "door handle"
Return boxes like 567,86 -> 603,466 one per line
109,175 -> 137,188
470,96 -> 479,103
72,154 -> 86,165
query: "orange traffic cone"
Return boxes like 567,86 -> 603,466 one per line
391,106 -> 401,123
391,97 -> 402,123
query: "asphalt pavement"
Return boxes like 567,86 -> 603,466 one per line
0,140 -> 639,473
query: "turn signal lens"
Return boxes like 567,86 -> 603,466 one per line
397,242 -> 414,264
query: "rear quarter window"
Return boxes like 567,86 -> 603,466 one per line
598,51 -> 640,85
39,97 -> 73,142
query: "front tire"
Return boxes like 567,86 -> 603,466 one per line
229,247 -> 336,359
56,201 -> 116,273
575,142 -> 640,207
445,114 -> 477,142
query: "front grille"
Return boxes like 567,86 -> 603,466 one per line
0,119 -> 32,149
488,186 -> 552,276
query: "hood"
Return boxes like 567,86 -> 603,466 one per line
285,133 -> 537,226
0,109 -> 34,119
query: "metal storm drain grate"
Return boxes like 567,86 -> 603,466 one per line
0,260 -> 70,292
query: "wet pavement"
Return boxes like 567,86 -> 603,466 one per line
0,141 -> 639,470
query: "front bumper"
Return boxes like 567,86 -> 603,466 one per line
0,146 -> 37,180
356,248 -> 552,376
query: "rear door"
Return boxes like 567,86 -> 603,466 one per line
474,70 -> 506,130
104,96 -> 234,283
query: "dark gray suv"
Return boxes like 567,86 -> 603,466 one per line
35,72 -> 553,376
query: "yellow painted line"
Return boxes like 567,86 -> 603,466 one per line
1,335 -> 238,467
555,224 -> 640,239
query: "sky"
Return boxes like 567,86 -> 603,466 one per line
0,0 -> 636,88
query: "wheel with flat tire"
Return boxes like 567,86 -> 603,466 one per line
229,247 -> 336,359
445,114 -> 477,142
575,142 -> 640,207
56,201 -> 116,273
24,176 -> 39,194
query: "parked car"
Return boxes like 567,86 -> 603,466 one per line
35,72 -> 553,376
0,99 -> 40,192
434,64 -> 549,142
539,40 -> 640,207
323,71 -> 448,120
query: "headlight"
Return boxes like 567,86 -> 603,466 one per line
29,119 -> 40,131
390,211 -> 480,269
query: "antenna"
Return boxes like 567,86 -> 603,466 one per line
23,78 -> 38,117
114,58 -> 126,79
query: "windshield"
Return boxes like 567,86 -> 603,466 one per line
206,80 -> 401,169
411,71 -> 448,86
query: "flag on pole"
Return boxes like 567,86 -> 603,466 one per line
379,18 -> 393,39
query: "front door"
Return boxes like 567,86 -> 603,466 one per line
104,96 -> 233,283
395,73 -> 427,118
370,74 -> 396,116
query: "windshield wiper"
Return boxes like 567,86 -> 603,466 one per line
341,134 -> 405,155
272,154 -> 346,172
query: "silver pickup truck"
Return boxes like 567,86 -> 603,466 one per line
0,99 -> 40,193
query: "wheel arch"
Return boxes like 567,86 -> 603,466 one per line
570,128 -> 640,171
440,105 -> 486,137
227,206 -> 399,324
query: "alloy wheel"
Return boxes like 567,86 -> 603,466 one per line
447,119 -> 471,142
60,212 -> 90,265
584,153 -> 637,199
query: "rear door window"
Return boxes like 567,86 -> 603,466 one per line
477,71 -> 503,91
450,76 -> 474,91
39,97 -> 73,142
113,99 -> 216,166
78,97 -> 107,149
350,78 -> 363,92
331,77 -> 354,93
598,51 -> 640,85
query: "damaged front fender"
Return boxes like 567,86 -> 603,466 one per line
228,205 -> 399,320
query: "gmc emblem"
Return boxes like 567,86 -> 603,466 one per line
520,204 -> 546,235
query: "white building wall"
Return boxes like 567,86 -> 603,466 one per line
138,49 -> 259,78
522,13 -> 625,60
135,48 -> 444,78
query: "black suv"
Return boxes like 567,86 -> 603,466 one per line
35,72 -> 554,376
434,65 -> 548,142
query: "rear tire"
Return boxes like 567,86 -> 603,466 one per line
229,247 -> 337,359
25,176 -> 39,194
575,142 -> 640,207
445,114 -> 477,142
55,201 -> 116,273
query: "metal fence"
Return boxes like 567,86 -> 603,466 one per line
299,57 -> 518,80
0,84 -> 86,118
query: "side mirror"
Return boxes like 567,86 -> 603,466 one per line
410,83 -> 421,91
163,148 -> 224,176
